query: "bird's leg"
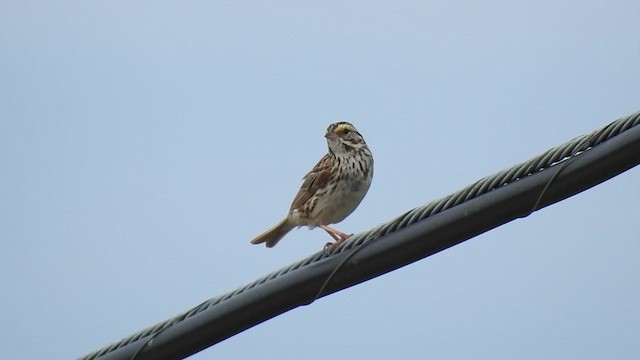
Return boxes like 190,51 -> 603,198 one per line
320,225 -> 342,241
319,225 -> 353,251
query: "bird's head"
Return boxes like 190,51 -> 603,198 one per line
325,122 -> 367,155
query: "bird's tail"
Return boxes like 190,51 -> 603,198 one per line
250,218 -> 294,248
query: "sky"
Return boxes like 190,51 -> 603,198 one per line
1,1 -> 640,359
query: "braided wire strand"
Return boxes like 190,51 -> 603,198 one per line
81,110 -> 640,360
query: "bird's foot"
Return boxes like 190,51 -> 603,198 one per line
321,229 -> 353,254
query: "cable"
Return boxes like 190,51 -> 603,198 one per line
80,110 -> 640,360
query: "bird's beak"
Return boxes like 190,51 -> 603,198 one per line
325,131 -> 338,140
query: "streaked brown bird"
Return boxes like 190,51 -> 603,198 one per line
250,122 -> 373,248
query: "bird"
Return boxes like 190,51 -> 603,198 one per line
251,121 -> 373,249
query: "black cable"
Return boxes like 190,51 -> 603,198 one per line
80,110 -> 640,360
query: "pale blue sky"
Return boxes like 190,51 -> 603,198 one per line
1,1 -> 639,359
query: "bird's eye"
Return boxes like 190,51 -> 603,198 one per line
340,129 -> 350,134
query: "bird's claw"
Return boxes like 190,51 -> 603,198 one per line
323,233 -> 353,254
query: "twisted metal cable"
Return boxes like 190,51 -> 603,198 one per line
81,110 -> 640,360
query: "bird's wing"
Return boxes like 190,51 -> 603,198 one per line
289,154 -> 333,211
